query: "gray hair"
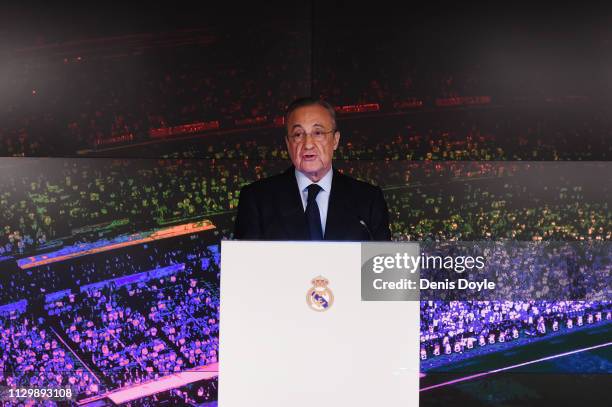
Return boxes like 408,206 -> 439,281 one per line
284,97 -> 337,132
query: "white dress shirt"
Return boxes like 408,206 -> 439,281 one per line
295,168 -> 333,235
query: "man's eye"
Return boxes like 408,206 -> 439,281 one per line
313,130 -> 323,137
293,132 -> 304,139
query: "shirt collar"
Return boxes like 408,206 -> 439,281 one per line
295,167 -> 333,193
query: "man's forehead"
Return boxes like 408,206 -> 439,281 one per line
287,105 -> 334,127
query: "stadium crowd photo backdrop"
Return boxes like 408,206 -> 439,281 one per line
0,3 -> 610,406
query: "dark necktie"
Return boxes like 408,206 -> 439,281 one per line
305,184 -> 323,240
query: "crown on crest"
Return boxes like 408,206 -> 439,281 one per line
311,275 -> 329,287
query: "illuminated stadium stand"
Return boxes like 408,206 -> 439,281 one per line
76,363 -> 218,405
17,220 -> 216,269
420,300 -> 612,371
0,221 -> 220,405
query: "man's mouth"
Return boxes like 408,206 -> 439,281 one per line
302,153 -> 317,161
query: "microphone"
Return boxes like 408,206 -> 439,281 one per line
359,219 -> 374,241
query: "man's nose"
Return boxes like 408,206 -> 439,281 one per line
303,132 -> 315,148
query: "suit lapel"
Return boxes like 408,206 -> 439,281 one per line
275,167 -> 309,240
325,169 -> 351,240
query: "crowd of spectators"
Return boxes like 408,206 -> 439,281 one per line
387,166 -> 610,242
0,235 -> 220,404
3,20 -> 609,159
0,157 -> 609,258
46,266 -> 219,388
419,241 -> 611,302
486,242 -> 611,301
123,106 -> 612,162
0,231 -> 218,306
420,300 -> 612,363
0,158 -> 249,257
0,26 -> 308,156
0,313 -> 101,398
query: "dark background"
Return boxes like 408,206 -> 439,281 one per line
2,2 -> 612,157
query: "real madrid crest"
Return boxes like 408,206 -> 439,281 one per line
306,275 -> 334,312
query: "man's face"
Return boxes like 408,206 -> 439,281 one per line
285,104 -> 340,182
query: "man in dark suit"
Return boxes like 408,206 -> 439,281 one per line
234,97 -> 391,241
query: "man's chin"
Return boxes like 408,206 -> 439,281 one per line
298,164 -> 330,181
300,165 -> 320,173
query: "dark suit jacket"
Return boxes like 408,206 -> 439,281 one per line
234,167 -> 391,241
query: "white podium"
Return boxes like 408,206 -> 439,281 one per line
219,241 -> 420,407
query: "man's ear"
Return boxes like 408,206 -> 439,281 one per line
333,131 -> 340,150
